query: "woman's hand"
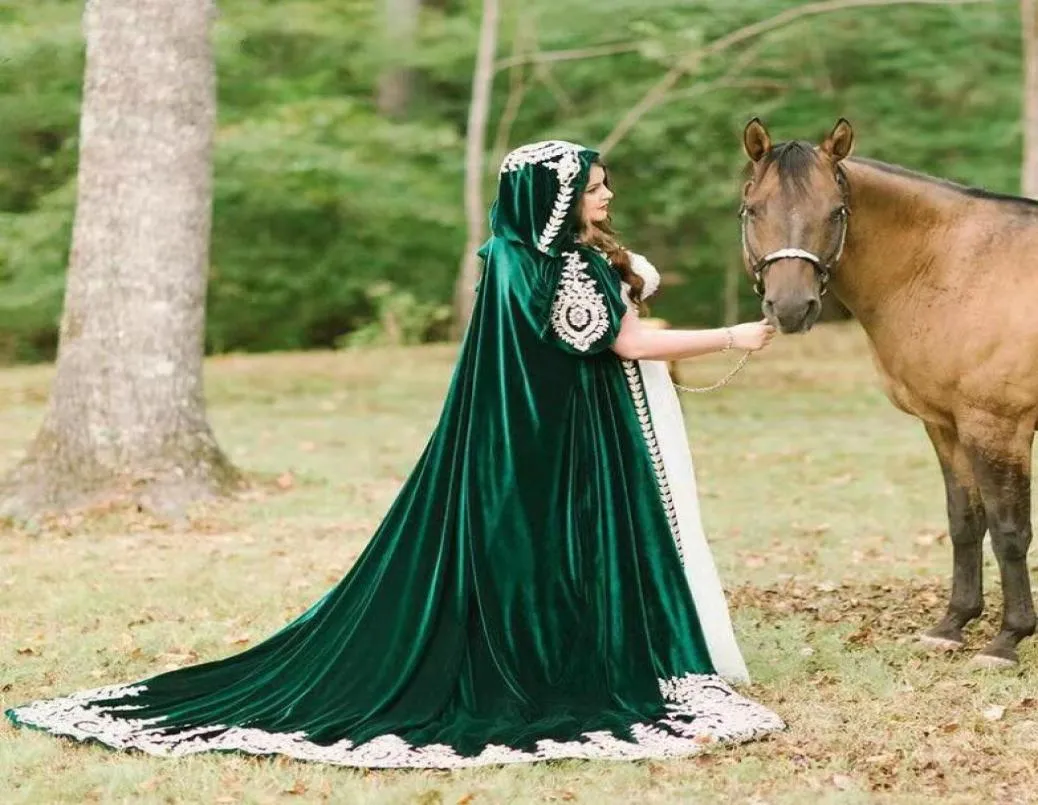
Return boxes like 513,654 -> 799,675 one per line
728,319 -> 776,352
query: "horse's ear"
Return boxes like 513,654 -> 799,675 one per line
743,118 -> 772,163
822,118 -> 854,161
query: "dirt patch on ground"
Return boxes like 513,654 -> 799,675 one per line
730,576 -> 1005,647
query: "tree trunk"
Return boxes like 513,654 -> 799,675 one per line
452,0 -> 499,337
0,0 -> 238,520
377,0 -> 422,119
1022,0 -> 1038,196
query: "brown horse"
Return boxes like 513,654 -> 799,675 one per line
739,118 -> 1038,667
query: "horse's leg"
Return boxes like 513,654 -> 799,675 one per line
919,422 -> 986,649
962,421 -> 1037,666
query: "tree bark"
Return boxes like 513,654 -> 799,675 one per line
1023,0 -> 1038,196
377,0 -> 422,119
0,0 -> 239,520
452,0 -> 499,336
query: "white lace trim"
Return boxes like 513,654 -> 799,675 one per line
7,674 -> 783,768
622,360 -> 683,561
550,251 -> 611,352
499,140 -> 583,174
535,151 -> 580,254
500,141 -> 583,254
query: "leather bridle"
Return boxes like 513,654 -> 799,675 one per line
740,167 -> 850,299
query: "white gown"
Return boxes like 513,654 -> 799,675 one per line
625,253 -> 751,684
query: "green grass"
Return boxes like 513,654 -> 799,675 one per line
3,323 -> 1038,804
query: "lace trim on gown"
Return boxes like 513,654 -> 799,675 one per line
7,674 -> 783,768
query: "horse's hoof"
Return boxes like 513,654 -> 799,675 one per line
968,653 -> 1018,671
916,633 -> 963,653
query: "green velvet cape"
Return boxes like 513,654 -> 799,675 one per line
5,141 -> 783,767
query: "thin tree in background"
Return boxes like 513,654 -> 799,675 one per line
377,0 -> 422,119
1,0 -> 238,520
1023,0 -> 1038,196
453,0 -> 499,334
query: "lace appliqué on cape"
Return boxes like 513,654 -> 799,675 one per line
622,359 -> 683,560
550,251 -> 610,352
499,140 -> 583,174
6,674 -> 783,768
500,140 -> 583,254
613,252 -> 683,556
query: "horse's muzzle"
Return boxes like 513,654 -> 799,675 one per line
763,297 -> 820,334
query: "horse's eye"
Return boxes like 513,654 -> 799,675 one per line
742,205 -> 760,220
829,205 -> 848,222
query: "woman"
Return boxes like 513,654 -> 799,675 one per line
6,140 -> 782,767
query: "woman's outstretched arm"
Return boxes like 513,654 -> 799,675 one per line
610,310 -> 774,361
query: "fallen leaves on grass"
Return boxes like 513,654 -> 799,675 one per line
283,780 -> 308,795
831,773 -> 855,790
155,648 -> 200,671
729,577 -> 1000,647
914,529 -> 948,548
136,776 -> 166,793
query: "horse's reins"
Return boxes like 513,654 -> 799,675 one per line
674,166 -> 850,395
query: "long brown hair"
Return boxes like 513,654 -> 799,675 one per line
579,163 -> 646,308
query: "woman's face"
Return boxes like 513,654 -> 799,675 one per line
580,164 -> 614,226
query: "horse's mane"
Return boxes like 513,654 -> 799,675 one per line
758,142 -> 1038,213
848,156 -> 1038,212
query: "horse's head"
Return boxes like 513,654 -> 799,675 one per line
740,118 -> 855,334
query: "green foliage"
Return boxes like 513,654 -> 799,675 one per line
0,0 -> 1026,361
336,281 -> 453,347
208,96 -> 462,351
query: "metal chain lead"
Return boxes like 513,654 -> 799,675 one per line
672,351 -> 752,394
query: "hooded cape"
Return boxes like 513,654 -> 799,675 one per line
5,141 -> 782,767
